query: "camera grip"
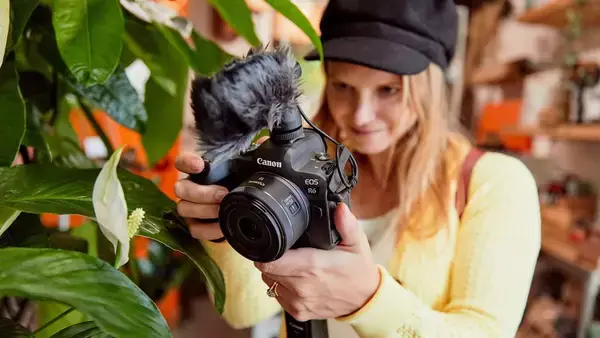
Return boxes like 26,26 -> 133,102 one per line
188,160 -> 232,187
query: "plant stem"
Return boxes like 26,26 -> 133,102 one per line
114,242 -> 122,269
78,98 -> 115,155
31,307 -> 74,336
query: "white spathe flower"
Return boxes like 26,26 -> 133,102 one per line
92,146 -> 130,268
120,0 -> 192,38
0,1 -> 9,69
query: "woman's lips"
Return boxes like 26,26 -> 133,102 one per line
351,128 -> 383,136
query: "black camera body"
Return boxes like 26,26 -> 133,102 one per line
190,128 -> 352,263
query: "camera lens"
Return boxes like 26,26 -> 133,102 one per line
238,218 -> 261,241
218,172 -> 310,262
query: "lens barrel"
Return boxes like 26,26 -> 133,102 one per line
218,172 -> 310,262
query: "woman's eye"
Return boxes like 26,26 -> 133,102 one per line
379,86 -> 399,95
332,82 -> 350,91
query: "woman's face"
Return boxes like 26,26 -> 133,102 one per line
325,61 -> 416,155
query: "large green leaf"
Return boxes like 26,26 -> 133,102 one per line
50,321 -> 109,338
0,0 -> 8,68
37,302 -> 89,338
123,18 -> 177,96
122,18 -> 188,166
206,0 -> 260,46
0,206 -> 21,237
0,247 -> 171,337
155,24 -> 232,76
264,0 -> 323,61
66,66 -> 147,133
0,164 -> 225,313
142,76 -> 186,167
134,24 -> 188,166
52,0 -> 124,86
0,62 -> 26,166
7,0 -> 40,52
0,317 -> 30,337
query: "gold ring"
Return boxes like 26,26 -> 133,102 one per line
267,281 -> 279,298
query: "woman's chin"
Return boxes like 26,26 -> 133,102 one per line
350,134 -> 392,154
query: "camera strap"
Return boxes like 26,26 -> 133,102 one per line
454,147 -> 485,220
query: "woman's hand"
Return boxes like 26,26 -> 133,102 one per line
174,152 -> 228,241
255,203 -> 381,321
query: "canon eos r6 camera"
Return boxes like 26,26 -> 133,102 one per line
188,47 -> 358,263
190,114 -> 357,263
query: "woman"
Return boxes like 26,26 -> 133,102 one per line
174,0 -> 542,336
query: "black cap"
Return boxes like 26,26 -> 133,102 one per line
304,0 -> 458,75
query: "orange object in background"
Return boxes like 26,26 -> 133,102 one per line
476,99 -> 532,153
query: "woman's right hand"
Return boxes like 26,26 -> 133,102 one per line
174,153 -> 229,241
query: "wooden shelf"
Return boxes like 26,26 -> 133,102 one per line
471,63 -> 523,85
518,0 -> 600,28
540,205 -> 600,273
501,123 -> 600,141
470,59 -> 541,85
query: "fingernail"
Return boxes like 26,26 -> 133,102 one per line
215,189 -> 228,201
192,159 -> 203,172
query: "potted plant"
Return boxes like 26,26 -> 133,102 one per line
0,0 -> 322,336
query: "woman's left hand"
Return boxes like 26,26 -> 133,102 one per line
255,202 -> 381,321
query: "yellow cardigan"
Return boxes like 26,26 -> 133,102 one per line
201,148 -> 542,338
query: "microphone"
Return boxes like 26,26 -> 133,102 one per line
190,46 -> 304,165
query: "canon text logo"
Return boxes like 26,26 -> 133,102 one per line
257,158 -> 282,168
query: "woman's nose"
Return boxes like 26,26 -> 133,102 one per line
353,94 -> 376,126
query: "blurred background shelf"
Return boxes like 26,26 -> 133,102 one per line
501,124 -> 600,141
518,0 -> 600,28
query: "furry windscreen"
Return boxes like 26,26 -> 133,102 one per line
190,46 -> 303,164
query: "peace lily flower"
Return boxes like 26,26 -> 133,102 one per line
127,208 -> 145,239
120,0 -> 193,37
92,146 -> 131,268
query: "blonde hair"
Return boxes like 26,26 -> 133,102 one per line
311,63 -> 470,239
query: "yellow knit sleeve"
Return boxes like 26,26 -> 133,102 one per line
336,152 -> 542,338
201,240 -> 282,329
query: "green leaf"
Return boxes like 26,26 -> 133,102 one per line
52,0 -> 124,86
43,134 -> 96,169
71,221 -> 98,257
264,0 -> 323,61
142,76 -> 185,167
123,18 -> 177,95
22,103 -> 53,163
55,94 -> 80,143
65,66 -> 147,133
7,0 -> 40,52
50,321 -> 110,338
122,18 -> 188,165
0,206 -> 21,237
37,302 -> 88,338
0,62 -> 26,166
0,212 -> 89,252
135,24 -> 188,166
0,247 -> 171,337
206,0 -> 260,46
190,30 -> 233,74
0,316 -> 30,337
155,24 -> 232,76
0,164 -> 225,313
0,0 -> 9,68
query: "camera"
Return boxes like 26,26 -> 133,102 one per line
190,109 -> 357,263
187,46 -> 358,264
